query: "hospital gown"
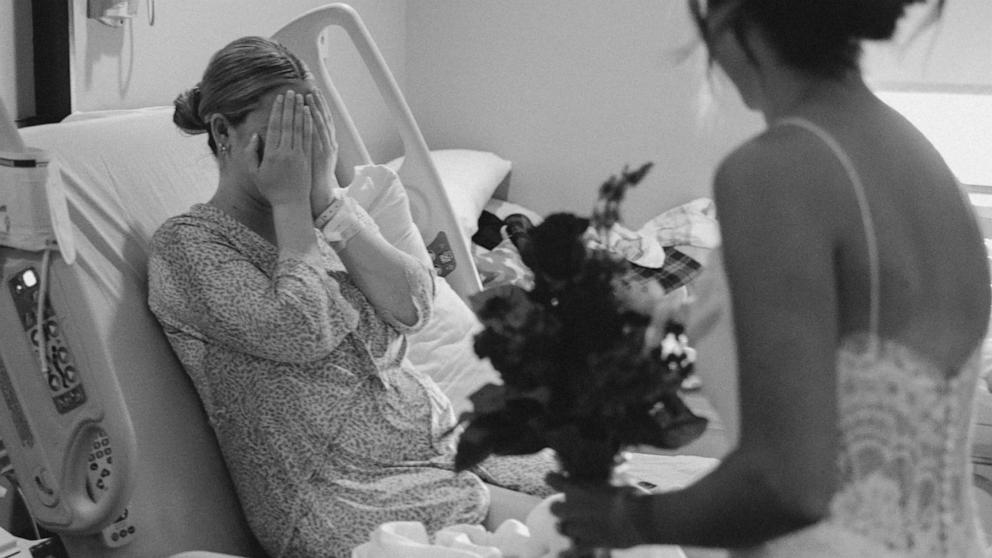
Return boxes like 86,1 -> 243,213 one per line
147,203 -> 551,558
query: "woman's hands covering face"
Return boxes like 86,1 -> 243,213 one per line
231,86 -> 339,214
241,90 -> 313,207
307,88 -> 341,215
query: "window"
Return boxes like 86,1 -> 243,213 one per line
876,89 -> 992,245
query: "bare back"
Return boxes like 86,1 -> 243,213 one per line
767,94 -> 989,374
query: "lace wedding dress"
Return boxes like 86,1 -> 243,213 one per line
731,118 -> 991,558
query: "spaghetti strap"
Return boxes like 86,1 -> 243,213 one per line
776,117 -> 880,343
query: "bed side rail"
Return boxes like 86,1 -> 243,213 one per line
272,3 -> 483,299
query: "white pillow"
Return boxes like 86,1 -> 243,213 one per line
404,279 -> 500,417
347,164 -> 500,415
384,149 -> 512,239
346,164 -> 431,266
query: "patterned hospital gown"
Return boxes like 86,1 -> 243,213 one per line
147,204 -> 552,557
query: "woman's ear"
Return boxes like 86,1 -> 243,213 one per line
208,114 -> 231,147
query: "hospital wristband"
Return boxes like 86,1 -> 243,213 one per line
317,196 -> 380,247
313,198 -> 343,230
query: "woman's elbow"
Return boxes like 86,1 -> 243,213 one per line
763,465 -> 833,528
264,326 -> 336,363
733,447 -> 833,531
392,272 -> 435,331
272,307 -> 355,363
380,297 -> 430,332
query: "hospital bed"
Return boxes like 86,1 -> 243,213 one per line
0,4 -> 514,557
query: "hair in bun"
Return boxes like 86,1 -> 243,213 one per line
848,0 -> 930,40
173,36 -> 310,155
173,86 -> 207,135
707,0 -> 945,78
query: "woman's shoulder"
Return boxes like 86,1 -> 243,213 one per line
714,126 -> 844,212
151,204 -> 230,255
720,120 -> 842,173
153,204 -> 226,239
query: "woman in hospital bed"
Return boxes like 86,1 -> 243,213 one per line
146,37 -> 552,558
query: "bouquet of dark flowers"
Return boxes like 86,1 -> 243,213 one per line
453,162 -> 708,484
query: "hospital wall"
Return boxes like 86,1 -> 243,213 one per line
403,0 -> 992,227
2,1 -> 991,228
0,0 -> 409,162
71,0 -> 408,162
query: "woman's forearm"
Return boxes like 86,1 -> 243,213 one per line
334,229 -> 432,327
622,449 -> 824,548
273,200 -> 322,262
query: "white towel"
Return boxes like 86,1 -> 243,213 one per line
351,519 -> 528,558
351,453 -> 717,557
352,488 -> 697,557
589,222 -> 669,269
639,198 -> 721,250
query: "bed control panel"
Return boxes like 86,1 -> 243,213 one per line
0,252 -> 136,536
100,507 -> 136,548
8,267 -> 87,414
85,428 -> 136,547
86,429 -> 113,496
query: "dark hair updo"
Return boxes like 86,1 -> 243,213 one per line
173,36 -> 310,155
705,0 -> 945,78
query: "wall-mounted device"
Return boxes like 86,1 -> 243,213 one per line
86,0 -> 139,27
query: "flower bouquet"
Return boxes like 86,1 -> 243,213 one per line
453,163 -> 708,485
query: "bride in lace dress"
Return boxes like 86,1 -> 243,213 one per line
549,1 -> 991,556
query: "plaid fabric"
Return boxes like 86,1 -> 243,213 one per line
472,241 -> 703,294
630,247 -> 703,293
